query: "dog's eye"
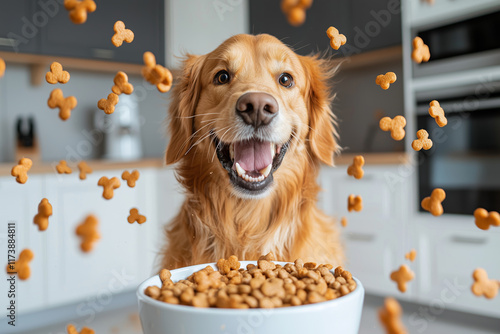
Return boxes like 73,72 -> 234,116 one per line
278,73 -> 294,88
214,70 -> 230,85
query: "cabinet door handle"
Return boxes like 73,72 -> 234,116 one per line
346,232 -> 375,242
450,235 -> 488,245
0,37 -> 17,47
92,48 -> 114,59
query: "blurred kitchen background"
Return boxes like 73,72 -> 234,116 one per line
1,0 -> 500,333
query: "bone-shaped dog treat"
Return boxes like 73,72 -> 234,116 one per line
347,155 -> 365,179
341,216 -> 347,227
75,215 -> 100,252
127,208 -> 146,224
326,26 -> 346,50
122,169 -> 140,187
64,0 -> 96,24
111,21 -> 134,47
390,264 -> 414,293
112,71 -> 134,95
67,324 -> 95,334
471,268 -> 499,299
421,188 -> 446,216
98,176 -> 120,200
5,249 -> 34,280
0,58 -> 5,77
11,158 -> 32,184
347,194 -> 363,212
56,160 -> 72,174
77,161 -> 92,180
379,116 -> 406,141
33,198 -> 53,231
217,255 -> 241,274
412,37 -> 430,64
46,62 -> 70,84
411,129 -> 433,151
428,100 -> 447,127
142,51 -> 173,93
97,93 -> 119,114
376,72 -> 397,90
378,297 -> 407,334
405,249 -> 416,262
281,0 -> 313,26
48,88 -> 77,121
474,208 -> 500,230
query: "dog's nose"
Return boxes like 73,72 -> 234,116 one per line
236,92 -> 279,128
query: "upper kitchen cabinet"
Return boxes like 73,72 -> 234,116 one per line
0,0 -> 164,65
249,0 -> 401,56
0,1 -> 39,53
39,0 -> 164,64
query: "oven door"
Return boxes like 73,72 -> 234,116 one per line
417,95 -> 500,215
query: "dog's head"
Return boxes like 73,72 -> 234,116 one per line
166,34 -> 338,198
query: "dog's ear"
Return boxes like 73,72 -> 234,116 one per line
166,54 -> 205,165
300,55 -> 339,166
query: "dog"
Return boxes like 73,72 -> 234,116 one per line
161,33 -> 343,270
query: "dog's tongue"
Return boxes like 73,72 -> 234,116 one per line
233,139 -> 272,172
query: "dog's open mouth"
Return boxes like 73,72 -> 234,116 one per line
213,133 -> 290,195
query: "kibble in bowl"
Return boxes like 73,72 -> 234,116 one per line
137,255 -> 364,334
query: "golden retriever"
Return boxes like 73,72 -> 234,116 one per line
161,33 -> 343,269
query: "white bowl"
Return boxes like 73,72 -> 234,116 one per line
137,261 -> 365,334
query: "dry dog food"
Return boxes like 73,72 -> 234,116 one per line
145,253 -> 356,308
56,160 -> 72,174
64,0 -> 96,24
75,215 -> 100,252
34,198 -> 53,231
11,158 -> 32,184
411,37 -> 430,64
112,71 -> 134,95
142,51 -> 173,93
474,208 -> 500,230
411,129 -> 432,151
348,194 -> 363,212
0,58 -> 5,77
67,324 -> 94,334
376,72 -> 397,90
428,100 -> 447,127
48,88 -> 78,121
77,161 -> 92,180
421,188 -> 446,216
281,0 -> 313,26
128,208 -> 146,224
6,249 -> 34,280
379,115 -> 406,141
405,249 -> 416,262
347,155 -> 365,179
390,264 -> 414,293
341,216 -> 348,227
122,170 -> 140,187
379,297 -> 407,334
326,26 -> 346,50
98,93 -> 119,114
471,268 -> 499,299
98,176 -> 120,199
46,62 -> 70,84
112,21 -> 134,47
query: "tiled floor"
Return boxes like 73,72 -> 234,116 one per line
18,294 -> 500,334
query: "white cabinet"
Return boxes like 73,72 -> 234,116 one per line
409,0 -> 500,28
319,165 -> 414,298
0,175 -> 46,313
165,0 -> 249,68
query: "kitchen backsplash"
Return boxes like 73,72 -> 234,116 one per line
0,63 -> 169,163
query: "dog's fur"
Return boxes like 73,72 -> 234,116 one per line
161,34 -> 343,269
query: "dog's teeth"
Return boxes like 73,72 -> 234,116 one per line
257,175 -> 264,182
259,164 -> 272,178
271,143 -> 276,159
276,145 -> 281,155
229,144 -> 234,161
235,162 -> 245,178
